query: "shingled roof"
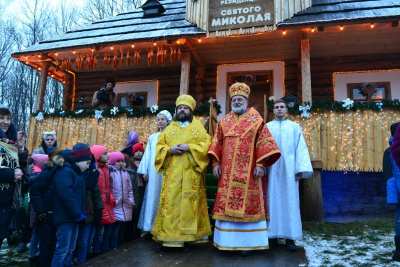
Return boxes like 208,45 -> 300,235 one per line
12,0 -> 205,56
278,0 -> 400,27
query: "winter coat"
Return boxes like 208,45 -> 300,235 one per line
0,168 -> 16,209
97,162 -> 116,225
52,162 -> 86,226
383,147 -> 393,183
30,158 -> 64,215
393,125 -> 400,168
82,168 -> 104,224
127,168 -> 143,212
109,165 -> 134,222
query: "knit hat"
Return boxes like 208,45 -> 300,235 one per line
176,95 -> 196,111
0,104 -> 11,114
132,143 -> 144,154
108,152 -> 124,165
47,146 -> 63,160
157,110 -> 172,124
90,145 -> 107,161
70,143 -> 92,162
43,131 -> 57,141
31,154 -> 48,172
229,82 -> 250,99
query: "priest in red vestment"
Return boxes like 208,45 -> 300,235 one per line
208,82 -> 280,256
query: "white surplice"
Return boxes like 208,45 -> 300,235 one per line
266,119 -> 313,240
137,131 -> 163,231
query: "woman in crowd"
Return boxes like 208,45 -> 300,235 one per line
121,130 -> 139,158
137,110 -> 172,233
32,131 -> 57,155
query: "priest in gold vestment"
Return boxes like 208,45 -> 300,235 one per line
151,94 -> 212,250
208,83 -> 281,256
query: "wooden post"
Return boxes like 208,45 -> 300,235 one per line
303,160 -> 324,222
180,52 -> 191,95
300,30 -> 312,106
34,61 -> 50,112
264,94 -> 268,122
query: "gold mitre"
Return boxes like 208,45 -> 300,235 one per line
229,83 -> 250,99
176,94 -> 196,111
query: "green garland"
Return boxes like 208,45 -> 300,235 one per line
32,101 -> 222,118
267,99 -> 400,114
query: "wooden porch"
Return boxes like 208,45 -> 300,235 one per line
82,235 -> 307,267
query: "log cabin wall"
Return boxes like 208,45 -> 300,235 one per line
284,53 -> 400,102
70,66 -> 198,109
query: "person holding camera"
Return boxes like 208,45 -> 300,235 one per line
92,79 -> 119,109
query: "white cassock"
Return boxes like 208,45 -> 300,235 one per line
266,119 -> 313,240
137,132 -> 163,231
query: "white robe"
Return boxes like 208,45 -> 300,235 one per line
266,119 -> 313,240
137,132 -> 163,231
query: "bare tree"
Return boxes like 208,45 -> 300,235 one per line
81,0 -> 143,23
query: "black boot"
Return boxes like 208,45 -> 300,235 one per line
285,239 -> 298,252
269,238 -> 278,249
393,236 -> 400,261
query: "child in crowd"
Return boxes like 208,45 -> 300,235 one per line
51,143 -> 91,267
27,153 -> 48,265
30,147 -> 64,267
108,152 -> 134,249
74,152 -> 104,265
89,145 -> 115,253
125,143 -> 145,241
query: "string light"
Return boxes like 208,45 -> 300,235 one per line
131,44 -> 135,48
72,50 -> 76,54
311,28 -> 315,33
111,46 -> 114,50
340,25 -> 344,31
282,30 -> 286,35
370,23 -> 375,28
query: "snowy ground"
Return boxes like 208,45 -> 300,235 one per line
298,231 -> 400,266
0,239 -> 30,267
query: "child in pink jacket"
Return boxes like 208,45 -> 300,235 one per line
108,152 -> 134,249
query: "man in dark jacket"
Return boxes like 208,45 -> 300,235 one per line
51,144 -> 91,267
30,146 -> 64,267
383,123 -> 399,182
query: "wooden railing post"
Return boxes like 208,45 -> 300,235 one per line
34,61 -> 50,112
180,52 -> 191,95
303,160 -> 324,222
300,30 -> 312,106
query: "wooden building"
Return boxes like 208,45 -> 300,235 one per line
11,0 -> 400,218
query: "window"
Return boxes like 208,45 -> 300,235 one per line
347,82 -> 391,102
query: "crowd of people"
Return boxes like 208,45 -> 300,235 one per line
4,81 -> 400,266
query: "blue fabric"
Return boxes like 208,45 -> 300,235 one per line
387,178 -> 398,204
30,164 -> 61,215
52,162 -> 86,226
102,223 -> 113,252
388,154 -> 400,205
396,204 -> 400,237
110,221 -> 123,250
75,223 -> 92,264
29,227 -> 39,258
90,225 -> 103,254
74,213 -> 86,223
36,221 -> 57,267
51,222 -> 79,267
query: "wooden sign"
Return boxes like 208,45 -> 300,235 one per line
208,0 -> 275,32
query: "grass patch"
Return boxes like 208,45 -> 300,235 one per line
303,218 -> 395,237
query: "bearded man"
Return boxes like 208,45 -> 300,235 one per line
151,95 -> 212,251
208,83 -> 281,256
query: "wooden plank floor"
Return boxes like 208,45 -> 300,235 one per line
82,236 -> 307,267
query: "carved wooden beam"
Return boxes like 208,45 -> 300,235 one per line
180,52 -> 191,95
300,30 -> 312,106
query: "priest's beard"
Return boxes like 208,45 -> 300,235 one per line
232,103 -> 247,115
177,111 -> 192,122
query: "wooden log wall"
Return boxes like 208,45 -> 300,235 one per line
26,114 -> 209,153
284,53 -> 400,102
69,66 -> 200,110
186,0 -> 312,36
